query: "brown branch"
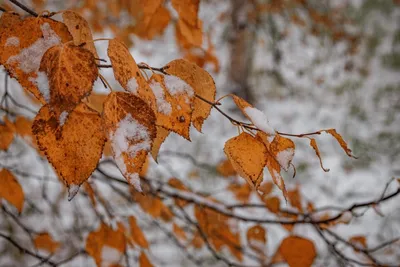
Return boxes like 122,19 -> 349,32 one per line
8,0 -> 38,16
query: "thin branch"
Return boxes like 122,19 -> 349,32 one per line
8,0 -> 38,16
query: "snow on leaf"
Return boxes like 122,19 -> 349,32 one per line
32,103 -> 106,191
34,233 -> 60,254
278,236 -> 316,267
246,225 -> 267,256
165,59 -> 216,132
127,77 -> 139,94
62,11 -> 99,58
269,134 -> 295,171
0,169 -> 24,213
29,71 -> 50,103
129,216 -> 149,248
102,92 -> 156,191
0,14 -> 72,103
39,43 -> 98,119
224,132 -> 267,189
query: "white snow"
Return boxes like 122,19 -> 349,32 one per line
59,111 -> 68,126
276,148 -> 294,171
249,238 -> 265,252
101,246 -> 121,267
7,23 -> 61,73
164,75 -> 194,104
244,106 -> 275,136
5,37 -> 20,47
128,173 -> 141,192
110,114 -> 151,192
68,184 -> 80,201
126,77 -> 138,94
29,71 -> 50,102
149,80 -> 172,115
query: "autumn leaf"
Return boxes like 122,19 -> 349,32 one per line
224,132 -> 267,189
129,216 -> 149,248
133,6 -> 171,40
62,11 -> 98,58
39,43 -> 98,118
34,232 -> 60,253
278,236 -> 316,267
165,59 -> 216,132
168,177 -> 190,207
173,223 -> 187,241
216,159 -> 237,177
228,183 -> 252,203
102,92 -> 157,192
247,225 -> 267,255
0,13 -> 72,103
151,126 -> 170,161
175,18 -> 203,50
139,252 -> 154,267
288,186 -> 303,212
172,0 -> 200,27
263,196 -> 280,214
309,138 -> 330,172
0,119 -> 14,150
349,235 -> 368,250
269,134 -> 295,171
0,169 -> 24,213
324,129 -> 356,158
32,103 -> 106,199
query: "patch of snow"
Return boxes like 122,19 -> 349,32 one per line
276,148 -> 294,171
272,169 -> 284,189
101,246 -> 121,267
128,173 -> 142,192
110,114 -> 151,182
29,71 -> 50,102
7,23 -> 61,73
5,37 -> 20,47
149,80 -> 172,115
59,111 -> 68,126
249,239 -> 265,252
164,75 -> 194,104
126,77 -> 138,94
244,106 -> 275,136
68,184 -> 80,201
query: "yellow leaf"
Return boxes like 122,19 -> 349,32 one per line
133,6 -> 171,40
39,43 -> 98,118
173,223 -> 187,241
263,196 -> 280,214
224,132 -> 267,189
228,183 -> 252,203
175,18 -> 203,50
172,0 -> 200,27
34,232 -> 60,253
0,13 -> 72,103
0,169 -> 24,212
324,129 -> 356,158
216,159 -> 237,177
165,59 -> 216,132
151,126 -> 170,161
309,138 -> 330,172
62,11 -> 98,58
102,92 -> 156,192
168,177 -> 190,207
129,216 -> 149,248
139,252 -> 154,267
32,103 -> 106,199
269,134 -> 295,171
0,119 -> 14,150
247,225 -> 267,255
278,236 -> 316,267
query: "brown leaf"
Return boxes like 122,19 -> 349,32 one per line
0,169 -> 24,212
133,6 -> 171,40
324,129 -> 356,158
173,223 -> 187,241
139,252 -> 154,267
165,59 -> 216,132
247,225 -> 267,255
0,119 -> 14,150
32,103 -> 106,199
168,177 -> 190,207
34,232 -> 60,253
84,93 -> 108,114
269,134 -> 295,171
349,235 -> 368,250
216,159 -> 237,177
129,216 -> 149,248
151,126 -> 170,161
175,18 -> 203,50
224,132 -> 267,188
102,92 -> 156,192
149,74 -> 194,140
172,0 -> 200,27
263,196 -> 280,214
62,11 -> 98,58
309,138 -> 330,172
39,43 -> 98,118
278,236 -> 316,267
228,183 -> 252,203
0,13 -> 72,103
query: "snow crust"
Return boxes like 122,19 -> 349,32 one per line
29,71 -> 50,102
164,75 -> 194,104
5,37 -> 20,47
126,77 -> 138,94
149,80 -> 172,115
101,246 -> 121,267
244,106 -> 275,136
276,148 -> 294,171
110,114 -> 151,192
7,23 -> 61,73
59,111 -> 68,126
68,184 -> 80,201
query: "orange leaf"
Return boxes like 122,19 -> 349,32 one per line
0,13 -> 72,103
324,129 -> 356,158
172,0 -> 200,27
175,18 -> 203,50
102,92 -> 156,192
34,232 -> 60,253
149,74 -> 194,140
228,183 -> 252,203
139,252 -> 154,267
173,223 -> 187,241
216,159 -> 237,177
0,169 -> 24,212
288,187 -> 303,212
224,132 -> 266,188
32,103 -> 106,199
133,6 -> 171,40
129,216 -> 149,248
39,43 -> 98,118
151,126 -> 170,161
309,138 -> 330,172
165,59 -> 216,132
349,235 -> 368,250
263,196 -> 280,214
269,134 -> 295,171
0,119 -> 14,150
247,225 -> 267,255
84,93 -> 108,114
62,11 -> 98,58
278,236 -> 316,267
168,177 -> 190,207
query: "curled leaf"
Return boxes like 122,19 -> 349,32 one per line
324,129 -> 357,158
309,138 -> 329,172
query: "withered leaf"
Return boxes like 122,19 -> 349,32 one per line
0,169 -> 24,212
